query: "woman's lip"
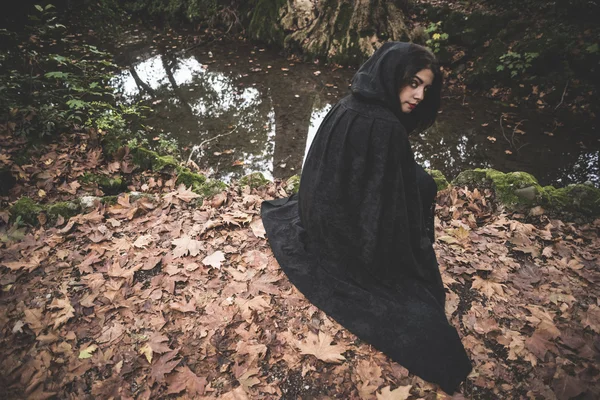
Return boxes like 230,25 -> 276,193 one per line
408,103 -> 416,109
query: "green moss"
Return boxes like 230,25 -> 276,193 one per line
175,168 -> 225,198
453,168 -> 540,206
10,197 -> 44,225
426,169 -> 449,191
131,147 -> 178,172
176,169 -> 209,193
452,168 -> 600,215
47,201 -> 81,220
102,195 -> 119,206
540,184 -> 600,215
485,170 -> 540,205
286,175 -> 301,194
240,172 -> 269,188
198,180 -> 227,198
81,173 -> 126,195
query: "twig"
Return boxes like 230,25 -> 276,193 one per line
511,119 -> 527,148
186,125 -> 238,164
499,113 -> 511,146
555,80 -> 569,110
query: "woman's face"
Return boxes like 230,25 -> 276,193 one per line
399,69 -> 434,113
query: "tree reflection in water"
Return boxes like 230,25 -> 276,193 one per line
111,42 -> 599,187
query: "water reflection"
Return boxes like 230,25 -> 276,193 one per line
110,40 -> 598,187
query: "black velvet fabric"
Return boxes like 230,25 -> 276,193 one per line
261,43 -> 472,393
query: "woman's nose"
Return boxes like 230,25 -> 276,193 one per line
414,88 -> 424,100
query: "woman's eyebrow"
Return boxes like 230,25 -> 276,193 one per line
414,76 -> 424,84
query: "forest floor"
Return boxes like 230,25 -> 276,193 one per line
1,126 -> 599,400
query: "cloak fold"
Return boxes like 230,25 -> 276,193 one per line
261,42 -> 471,393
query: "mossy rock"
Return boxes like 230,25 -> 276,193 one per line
176,169 -> 207,190
453,168 -> 600,216
453,168 -> 540,206
81,173 -> 126,195
10,197 -> 44,225
131,147 -> 178,172
540,184 -> 600,215
175,169 -> 224,198
240,172 -> 270,189
47,201 -> 81,220
198,180 -> 228,199
285,175 -> 301,194
426,169 -> 449,191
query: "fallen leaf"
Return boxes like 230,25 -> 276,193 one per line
172,235 -> 203,258
220,387 -> 249,400
165,365 -> 207,396
202,251 -> 225,269
150,349 -> 180,383
377,385 -> 412,400
49,297 -> 75,329
133,234 -> 153,248
297,331 -> 346,364
78,344 -> 98,359
581,304 -> 600,333
250,218 -> 266,238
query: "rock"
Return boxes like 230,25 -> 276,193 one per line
285,175 -> 301,194
240,172 -> 270,189
426,169 -> 450,191
514,186 -> 537,201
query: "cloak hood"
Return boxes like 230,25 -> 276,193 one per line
351,42 -> 419,132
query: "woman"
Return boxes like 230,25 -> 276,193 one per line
261,42 -> 472,393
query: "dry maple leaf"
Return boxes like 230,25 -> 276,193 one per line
552,367 -> 584,400
170,298 -> 197,313
356,359 -> 384,388
133,234 -> 153,248
243,250 -> 269,270
376,385 -> 412,400
250,218 -> 266,239
581,304 -> 600,333
220,387 -> 249,400
1,254 -> 42,272
171,235 -> 203,258
296,331 -> 346,364
165,185 -> 200,203
236,295 -> 271,320
202,251 -> 225,269
525,331 -> 555,360
472,275 -> 505,299
248,273 -> 281,296
23,308 -> 44,335
165,365 -> 207,396
49,297 -> 75,329
140,333 -> 172,363
150,349 -> 180,383
238,367 -> 261,391
97,322 -> 125,344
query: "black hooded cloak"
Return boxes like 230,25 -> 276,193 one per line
261,42 -> 472,393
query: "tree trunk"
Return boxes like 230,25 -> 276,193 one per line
248,0 -> 411,65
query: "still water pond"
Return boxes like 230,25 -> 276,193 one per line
110,32 -> 599,187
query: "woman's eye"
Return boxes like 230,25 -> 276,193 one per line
411,81 -> 418,88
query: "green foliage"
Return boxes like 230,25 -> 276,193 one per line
496,51 -> 539,78
10,197 -> 44,225
154,133 -> 180,157
425,22 -> 449,54
0,4 -> 143,142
